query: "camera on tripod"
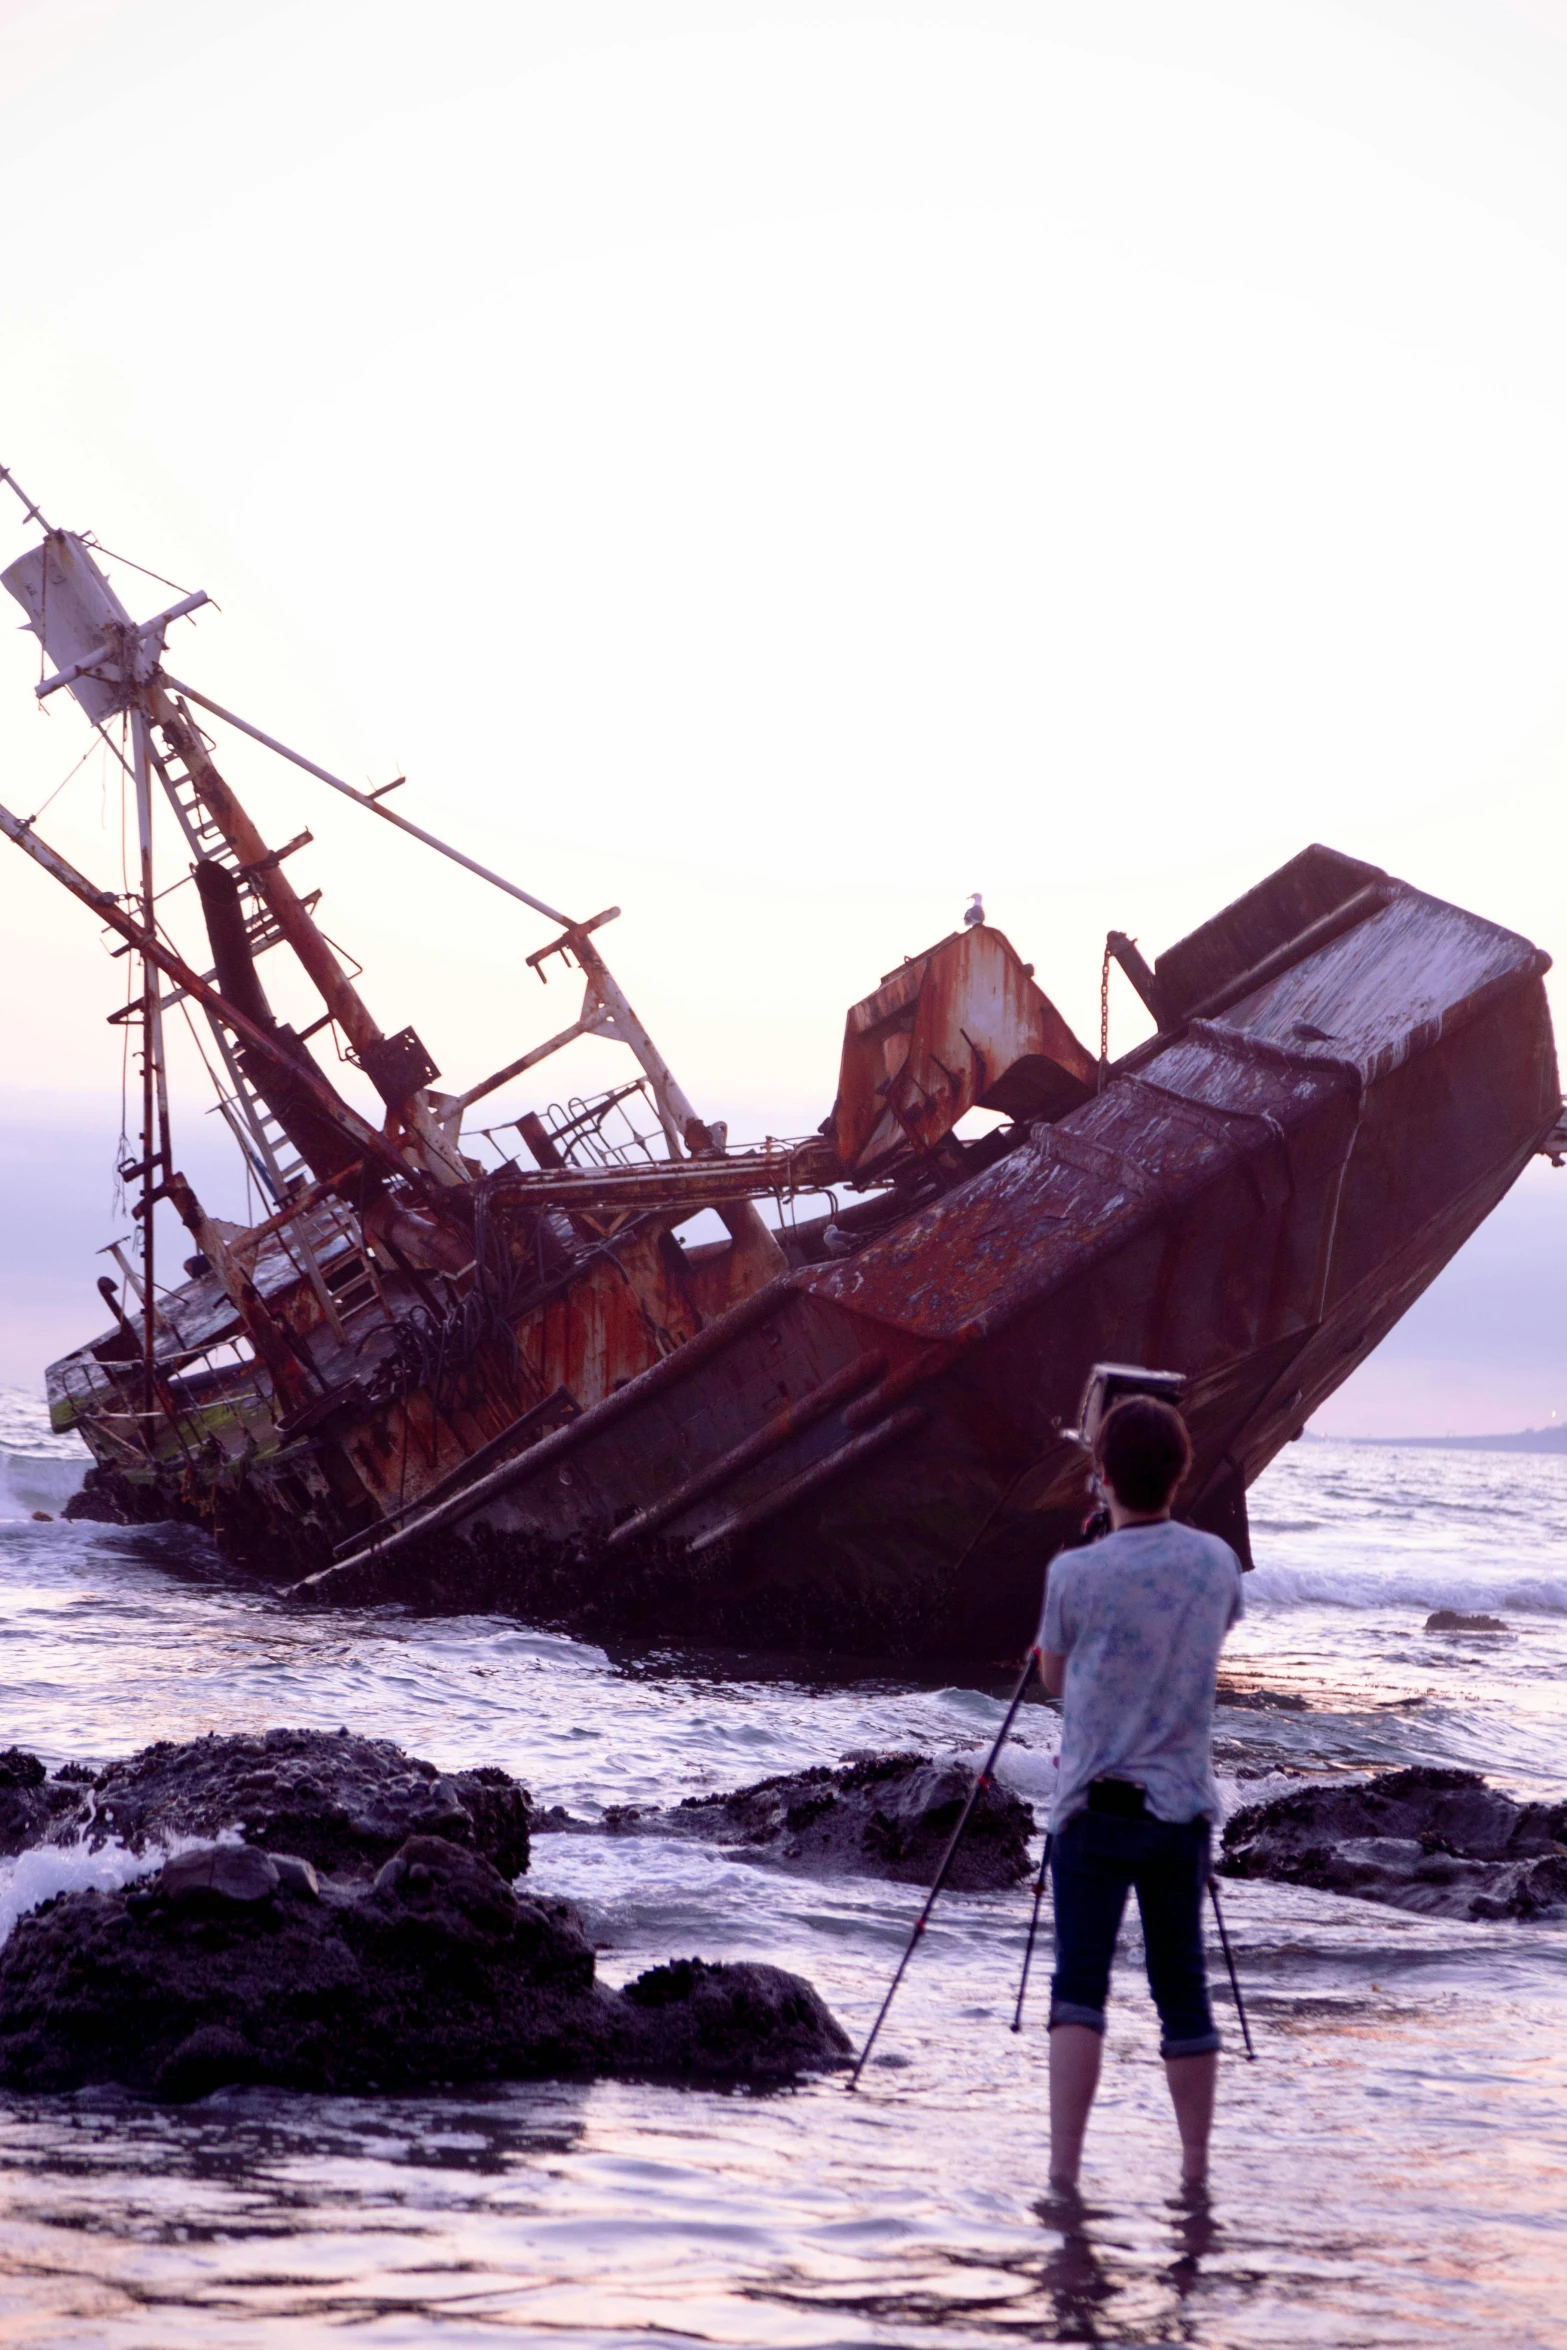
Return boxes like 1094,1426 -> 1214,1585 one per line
1064,1361 -> 1187,1455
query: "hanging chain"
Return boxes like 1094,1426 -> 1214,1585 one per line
1098,938 -> 1113,1090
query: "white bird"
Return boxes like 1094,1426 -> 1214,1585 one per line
964,892 -> 984,929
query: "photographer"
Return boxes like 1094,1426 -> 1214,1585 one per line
1038,1395 -> 1244,2191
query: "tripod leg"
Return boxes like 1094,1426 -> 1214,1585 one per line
848,1648 -> 1040,2089
1011,1831 -> 1053,2032
1208,1877 -> 1256,2060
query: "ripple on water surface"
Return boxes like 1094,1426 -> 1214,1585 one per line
0,1437 -> 1564,2344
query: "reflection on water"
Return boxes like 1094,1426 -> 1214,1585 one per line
7,2002 -> 1563,2347
0,1436 -> 1564,2343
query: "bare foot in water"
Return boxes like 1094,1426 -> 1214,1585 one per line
1035,2177 -> 1086,2218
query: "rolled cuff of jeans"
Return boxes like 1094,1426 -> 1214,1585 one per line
1048,1999 -> 1106,2034
1160,2030 -> 1221,2059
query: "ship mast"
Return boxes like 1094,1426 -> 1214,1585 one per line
157,673 -> 722,1158
0,476 -> 782,1316
129,706 -> 169,1420
158,670 -> 782,1264
0,469 -> 176,1423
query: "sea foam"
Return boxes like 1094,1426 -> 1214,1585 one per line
0,1829 -> 243,1948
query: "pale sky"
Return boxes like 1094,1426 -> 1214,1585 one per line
0,0 -> 1564,1431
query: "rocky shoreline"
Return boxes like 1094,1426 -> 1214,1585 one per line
1220,1766 -> 1567,1921
0,1828 -> 846,2098
0,1728 -> 1034,2100
535,1749 -> 1034,1890
1,1728 -> 532,1878
7,1724 -> 1559,2103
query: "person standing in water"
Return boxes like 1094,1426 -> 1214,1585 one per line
1038,1395 -> 1244,2190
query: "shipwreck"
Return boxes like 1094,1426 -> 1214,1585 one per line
2,464 -> 1560,1657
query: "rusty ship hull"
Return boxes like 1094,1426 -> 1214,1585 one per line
303,857 -> 1560,1656
2,489 -> 1557,1659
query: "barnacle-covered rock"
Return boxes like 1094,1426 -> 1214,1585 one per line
0,1833 -> 848,2098
542,1749 -> 1034,1890
1220,1766 -> 1567,1921
2,1727 -> 532,1881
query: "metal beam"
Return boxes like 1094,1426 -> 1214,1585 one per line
164,674 -> 575,928
448,1005 -> 614,1118
0,800 -> 404,1186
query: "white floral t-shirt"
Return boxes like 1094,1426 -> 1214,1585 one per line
1040,1521 -> 1244,1829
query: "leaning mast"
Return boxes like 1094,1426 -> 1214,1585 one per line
0,468 -> 771,1451
0,469 -> 176,1436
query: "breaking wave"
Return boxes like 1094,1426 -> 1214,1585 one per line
1247,1563 -> 1567,1616
0,1388 -> 88,1520
0,1829 -> 243,1948
0,1839 -> 160,1949
0,1449 -> 87,1521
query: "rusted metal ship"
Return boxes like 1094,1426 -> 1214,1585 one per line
4,467 -> 1560,1657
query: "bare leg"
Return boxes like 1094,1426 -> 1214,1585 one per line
1163,2050 -> 1218,2184
1048,2024 -> 1103,2185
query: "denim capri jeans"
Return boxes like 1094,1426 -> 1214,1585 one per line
1048,1807 -> 1220,2058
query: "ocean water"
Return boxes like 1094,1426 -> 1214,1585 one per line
0,1398 -> 1564,2348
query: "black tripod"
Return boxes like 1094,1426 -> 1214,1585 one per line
847,1646 -> 1258,2081
1207,1876 -> 1256,2059
1010,1831 -> 1054,2031
846,1647 -> 1040,2090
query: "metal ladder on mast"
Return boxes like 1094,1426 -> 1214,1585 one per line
144,719 -> 385,1340
148,722 -> 317,1204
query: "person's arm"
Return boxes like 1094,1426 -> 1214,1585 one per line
1039,1556 -> 1073,1698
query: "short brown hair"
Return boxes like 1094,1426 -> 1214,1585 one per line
1095,1395 -> 1192,1513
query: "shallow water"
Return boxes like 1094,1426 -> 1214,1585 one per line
1,1413 -> 1565,2346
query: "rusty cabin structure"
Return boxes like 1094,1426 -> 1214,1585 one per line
1,466 -> 1560,1656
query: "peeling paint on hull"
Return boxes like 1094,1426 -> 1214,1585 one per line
13,523 -> 1555,1659
291,884 -> 1559,1658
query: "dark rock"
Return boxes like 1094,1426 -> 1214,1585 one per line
158,1845 -> 281,1906
0,1833 -> 849,2098
1220,1766 -> 1567,1920
45,1728 -> 531,1881
0,1750 -> 88,1859
538,1751 -> 1035,1890
617,1955 -> 851,2080
1216,1684 -> 1309,1713
1425,1609 -> 1509,1633
61,1467 -> 133,1526
157,2023 -> 258,2100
